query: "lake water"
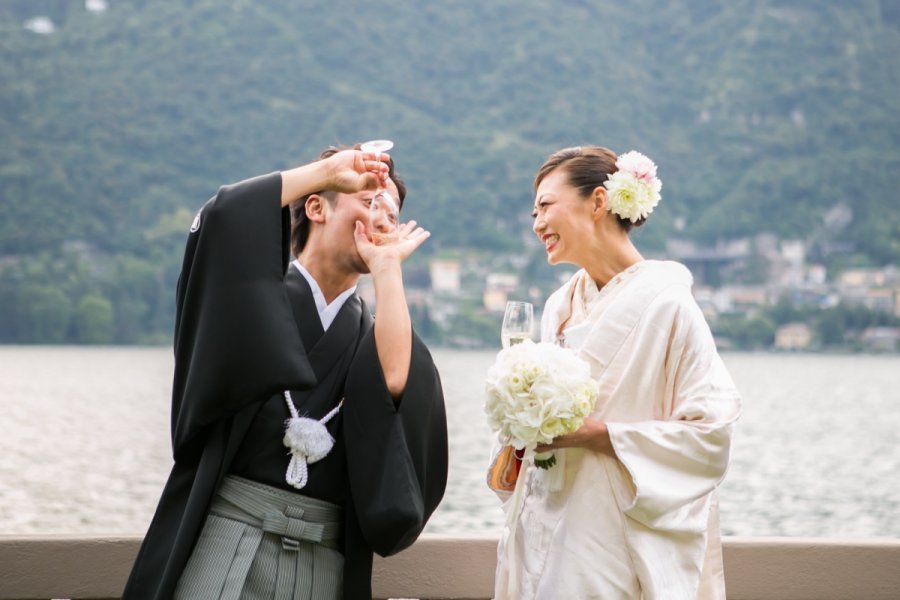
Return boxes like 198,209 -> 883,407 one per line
1,346 -> 898,538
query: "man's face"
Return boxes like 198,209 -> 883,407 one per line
322,178 -> 402,273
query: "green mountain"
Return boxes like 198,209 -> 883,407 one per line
2,0 -> 899,343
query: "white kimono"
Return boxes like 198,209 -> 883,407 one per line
493,260 -> 741,600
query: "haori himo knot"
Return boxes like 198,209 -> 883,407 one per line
282,391 -> 342,490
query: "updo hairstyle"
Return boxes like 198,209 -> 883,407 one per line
533,146 -> 647,231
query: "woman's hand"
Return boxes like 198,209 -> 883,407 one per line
536,417 -> 615,456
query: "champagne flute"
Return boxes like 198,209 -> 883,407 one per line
360,139 -> 399,245
501,301 -> 534,348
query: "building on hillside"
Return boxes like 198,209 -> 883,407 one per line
779,239 -> 806,287
429,259 -> 461,294
666,238 -> 751,286
87,0 -> 109,13
840,287 -> 896,314
483,273 -> 520,312
692,286 -> 720,321
859,327 -> 900,352
714,285 -> 770,314
807,263 -> 827,285
774,322 -> 813,351
356,274 -> 376,307
839,267 -> 895,288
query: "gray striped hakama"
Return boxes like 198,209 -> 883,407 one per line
174,475 -> 344,600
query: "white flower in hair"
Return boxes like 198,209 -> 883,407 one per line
603,150 -> 662,223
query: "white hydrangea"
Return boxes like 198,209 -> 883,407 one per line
485,340 -> 597,467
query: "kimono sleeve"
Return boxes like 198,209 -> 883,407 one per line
343,330 -> 449,556
171,172 -> 316,457
606,298 -> 741,530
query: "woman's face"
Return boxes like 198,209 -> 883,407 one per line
532,167 -> 597,266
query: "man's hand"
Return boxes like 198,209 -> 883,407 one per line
325,149 -> 390,194
353,220 -> 431,274
353,219 -> 430,399
280,149 -> 390,207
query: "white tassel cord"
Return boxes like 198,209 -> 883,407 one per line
282,391 -> 343,490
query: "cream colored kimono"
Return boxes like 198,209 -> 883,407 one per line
493,261 -> 741,600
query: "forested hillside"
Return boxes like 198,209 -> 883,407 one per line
2,0 -> 899,343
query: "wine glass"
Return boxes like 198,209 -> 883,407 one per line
501,301 -> 534,348
360,139 -> 399,245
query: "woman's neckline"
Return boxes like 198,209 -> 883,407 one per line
590,259 -> 650,295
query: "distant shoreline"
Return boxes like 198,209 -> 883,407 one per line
0,343 -> 897,356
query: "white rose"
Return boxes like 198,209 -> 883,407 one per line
505,372 -> 529,394
540,416 -> 568,439
509,423 -> 539,447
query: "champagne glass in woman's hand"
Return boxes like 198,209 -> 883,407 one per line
501,301 -> 534,348
360,139 -> 399,246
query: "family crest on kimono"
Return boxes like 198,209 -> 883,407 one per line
123,145 -> 448,600
490,146 -> 741,600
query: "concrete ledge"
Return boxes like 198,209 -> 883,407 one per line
722,537 -> 900,600
0,535 -> 137,600
2,534 -> 899,599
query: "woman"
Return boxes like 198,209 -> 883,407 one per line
491,146 -> 741,599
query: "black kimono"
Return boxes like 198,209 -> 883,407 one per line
123,172 -> 448,600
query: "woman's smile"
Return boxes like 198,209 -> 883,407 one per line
542,233 -> 560,253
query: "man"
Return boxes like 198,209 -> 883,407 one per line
123,146 -> 448,599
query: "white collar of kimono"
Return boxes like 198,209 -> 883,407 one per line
291,260 -> 357,331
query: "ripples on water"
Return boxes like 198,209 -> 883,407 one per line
1,346 -> 898,538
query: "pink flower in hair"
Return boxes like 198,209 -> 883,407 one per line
616,151 -> 658,182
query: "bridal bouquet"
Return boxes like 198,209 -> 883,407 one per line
485,340 -> 597,469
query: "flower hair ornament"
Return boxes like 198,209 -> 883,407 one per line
602,150 -> 663,223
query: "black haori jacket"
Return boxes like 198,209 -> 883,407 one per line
122,172 -> 448,599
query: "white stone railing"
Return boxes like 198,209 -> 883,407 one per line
2,534 -> 900,599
